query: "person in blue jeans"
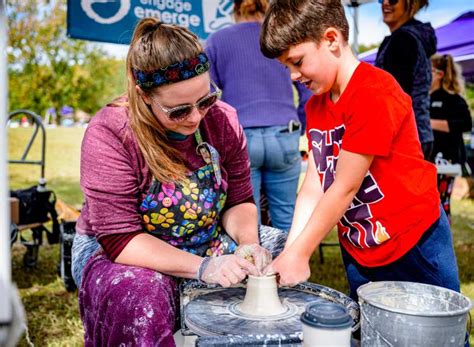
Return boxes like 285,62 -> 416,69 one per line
205,0 -> 311,230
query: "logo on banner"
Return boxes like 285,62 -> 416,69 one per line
71,0 -> 235,42
81,0 -> 131,24
202,0 -> 233,33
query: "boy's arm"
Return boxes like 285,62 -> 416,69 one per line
268,149 -> 374,286
284,150 -> 323,248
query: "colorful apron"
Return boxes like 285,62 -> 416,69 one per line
140,129 -> 237,256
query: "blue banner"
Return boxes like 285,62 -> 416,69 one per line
67,0 -> 234,44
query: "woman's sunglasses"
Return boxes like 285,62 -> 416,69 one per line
151,80 -> 221,122
378,0 -> 399,4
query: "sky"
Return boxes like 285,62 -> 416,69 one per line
101,0 -> 473,58
350,0 -> 473,46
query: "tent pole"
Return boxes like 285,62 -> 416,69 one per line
0,0 -> 12,341
351,1 -> 360,54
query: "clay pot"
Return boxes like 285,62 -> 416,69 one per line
238,275 -> 286,316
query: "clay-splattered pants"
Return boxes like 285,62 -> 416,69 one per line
79,252 -> 179,346
77,225 -> 286,346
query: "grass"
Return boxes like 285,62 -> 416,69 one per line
8,127 -> 84,207
8,127 -> 474,345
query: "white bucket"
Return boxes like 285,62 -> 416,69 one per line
358,281 -> 472,346
301,301 -> 353,347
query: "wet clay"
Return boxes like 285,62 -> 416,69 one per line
238,275 -> 286,316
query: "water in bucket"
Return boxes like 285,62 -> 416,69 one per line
357,281 -> 471,346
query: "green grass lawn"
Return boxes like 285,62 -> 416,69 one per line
9,127 -> 84,207
8,127 -> 474,345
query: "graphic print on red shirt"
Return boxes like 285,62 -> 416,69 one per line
309,125 -> 389,249
305,62 -> 440,267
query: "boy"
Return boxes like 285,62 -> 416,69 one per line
259,0 -> 460,300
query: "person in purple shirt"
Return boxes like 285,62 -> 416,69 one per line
71,18 -> 286,346
205,0 -> 312,231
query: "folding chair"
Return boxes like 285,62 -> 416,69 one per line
8,110 -> 59,267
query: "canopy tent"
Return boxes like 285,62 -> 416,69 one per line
436,11 -> 474,79
359,11 -> 474,79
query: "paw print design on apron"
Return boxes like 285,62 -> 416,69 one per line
140,129 -> 237,256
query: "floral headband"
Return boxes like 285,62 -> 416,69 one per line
133,53 -> 210,90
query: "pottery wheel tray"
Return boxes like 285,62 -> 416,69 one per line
179,280 -> 360,346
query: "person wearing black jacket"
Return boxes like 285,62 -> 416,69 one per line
430,53 -> 472,221
376,0 -> 436,160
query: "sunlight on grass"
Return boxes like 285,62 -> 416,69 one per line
8,127 -> 84,207
12,243 -> 83,346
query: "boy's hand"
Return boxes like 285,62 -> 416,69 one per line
264,250 -> 310,287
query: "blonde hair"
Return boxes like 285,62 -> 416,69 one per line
124,18 -> 204,183
431,54 -> 465,95
234,0 -> 269,17
405,0 -> 429,18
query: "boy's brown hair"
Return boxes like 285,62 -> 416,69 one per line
260,0 -> 349,59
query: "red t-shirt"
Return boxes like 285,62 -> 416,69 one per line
305,62 -> 440,267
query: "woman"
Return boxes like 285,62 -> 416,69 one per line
430,54 -> 472,220
375,0 -> 437,159
71,18 -> 284,346
430,54 -> 472,165
205,0 -> 312,230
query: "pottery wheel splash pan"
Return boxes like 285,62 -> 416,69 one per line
180,281 -> 359,338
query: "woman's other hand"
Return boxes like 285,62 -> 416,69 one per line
235,243 -> 272,275
200,255 -> 258,287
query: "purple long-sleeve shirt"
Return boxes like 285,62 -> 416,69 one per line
205,22 -> 312,129
76,100 -> 253,244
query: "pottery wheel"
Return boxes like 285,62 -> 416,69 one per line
184,287 -> 340,337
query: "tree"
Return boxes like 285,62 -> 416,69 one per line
358,43 -> 379,54
7,0 -> 126,121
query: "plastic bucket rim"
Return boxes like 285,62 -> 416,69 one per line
300,302 -> 354,329
357,281 -> 472,317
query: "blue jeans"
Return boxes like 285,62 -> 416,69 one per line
244,126 -> 301,231
71,232 -> 101,287
341,207 -> 460,301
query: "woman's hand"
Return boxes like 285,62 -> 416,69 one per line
200,255 -> 258,287
264,250 -> 310,287
235,243 -> 272,275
